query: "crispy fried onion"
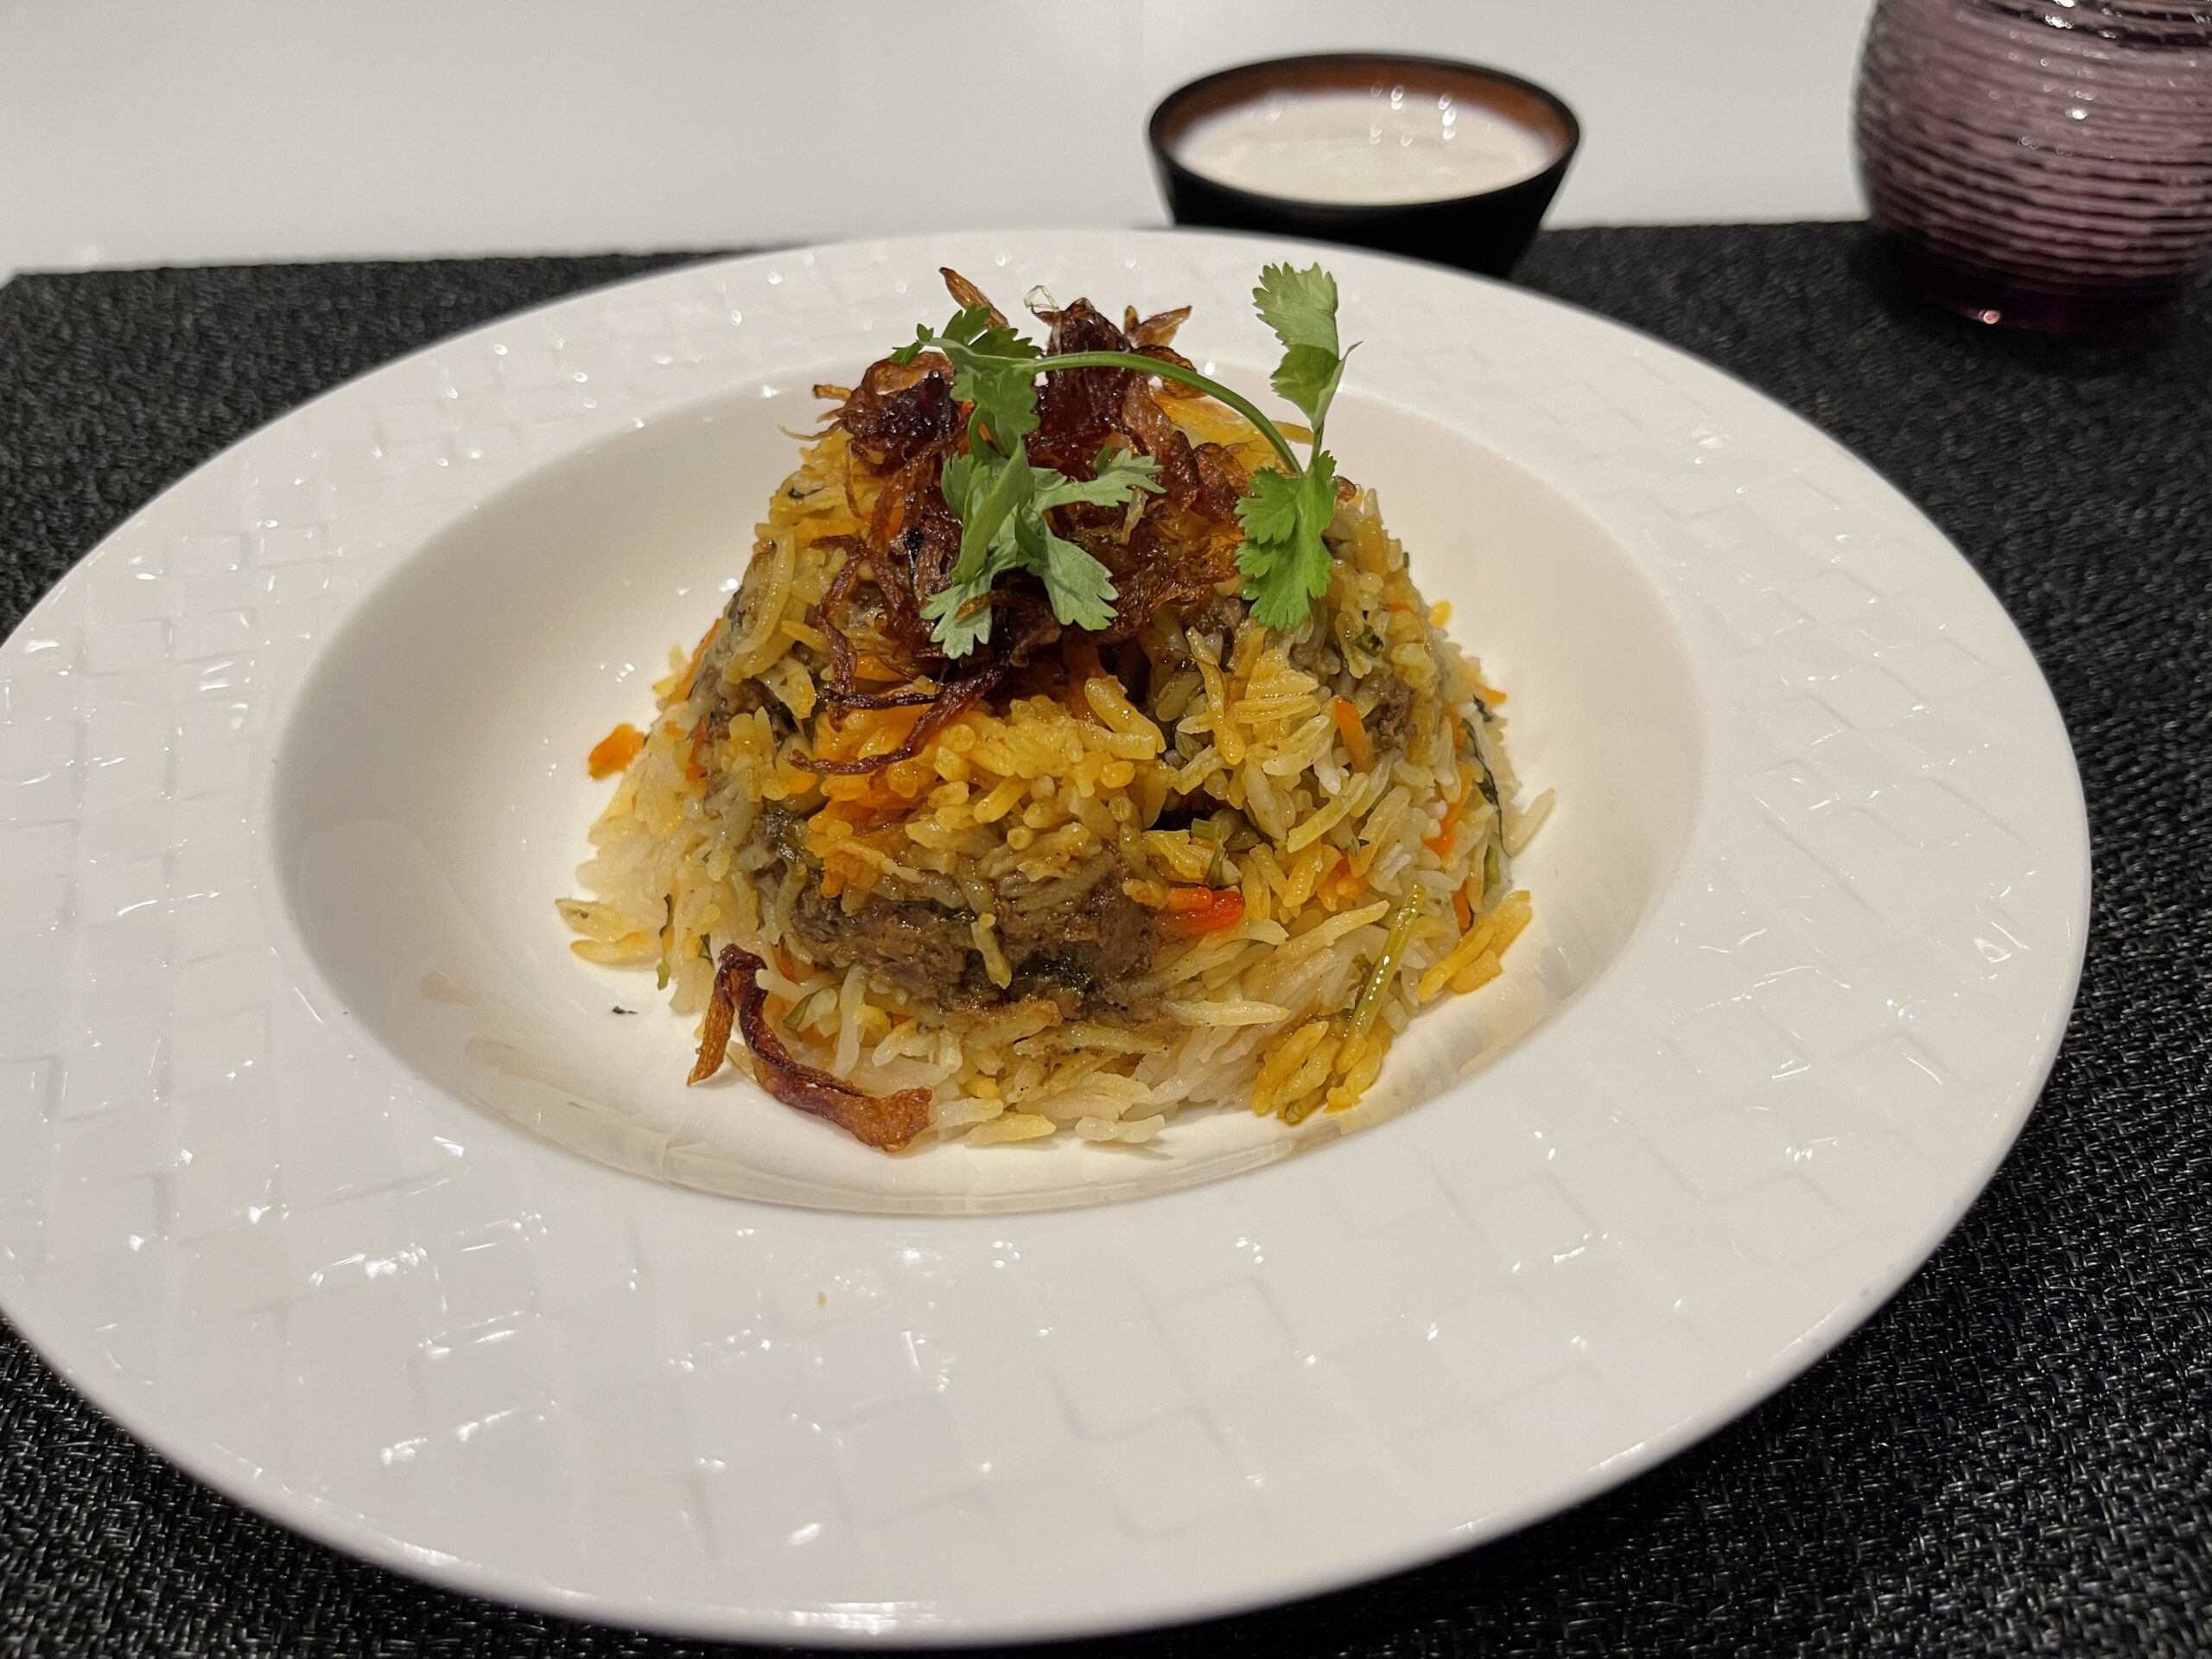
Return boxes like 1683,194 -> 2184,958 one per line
836,352 -> 957,470
690,944 -> 932,1150
791,659 -> 1006,775
942,265 -> 1006,327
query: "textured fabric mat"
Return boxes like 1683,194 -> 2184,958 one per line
0,225 -> 2206,1656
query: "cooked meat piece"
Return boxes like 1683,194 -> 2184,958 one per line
1362,673 -> 1416,756
788,881 -> 979,1006
996,877 -> 1160,1011
784,866 -> 1159,1015
754,804 -> 810,867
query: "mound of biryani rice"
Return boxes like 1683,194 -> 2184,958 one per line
560,270 -> 1547,1152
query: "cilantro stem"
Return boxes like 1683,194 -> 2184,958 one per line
937,346 -> 1306,475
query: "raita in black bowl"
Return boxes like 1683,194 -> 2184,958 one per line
1150,53 -> 1580,278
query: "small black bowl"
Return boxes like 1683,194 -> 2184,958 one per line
1148,53 -> 1580,279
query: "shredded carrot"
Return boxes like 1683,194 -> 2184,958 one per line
683,715 -> 710,783
1319,855 -> 1366,910
1311,849 -> 1344,909
1332,697 -> 1375,773
1425,802 -> 1463,860
1453,885 -> 1473,932
1161,887 -> 1245,936
587,722 -> 645,779
675,620 -> 721,701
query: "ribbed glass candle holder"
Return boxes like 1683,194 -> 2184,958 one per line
1857,0 -> 2212,330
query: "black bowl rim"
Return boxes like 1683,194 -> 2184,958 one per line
1146,51 -> 1583,217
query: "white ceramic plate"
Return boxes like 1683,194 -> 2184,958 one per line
0,231 -> 2087,1643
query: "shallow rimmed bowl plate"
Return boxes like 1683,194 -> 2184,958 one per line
0,231 -> 2088,1643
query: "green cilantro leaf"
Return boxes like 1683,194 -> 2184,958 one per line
887,327 -> 930,368
1237,450 -> 1338,631
1253,264 -> 1339,359
891,305 -> 995,366
952,358 -> 1041,455
922,588 -> 995,657
944,446 -> 1034,587
1270,340 -> 1347,435
1295,447 -> 1339,591
1236,264 -> 1353,628
1234,465 -> 1301,547
1254,265 -> 1350,435
939,304 -> 1000,349
1027,522 -> 1119,631
1032,446 -> 1163,511
921,539 -> 1015,656
938,448 -> 984,519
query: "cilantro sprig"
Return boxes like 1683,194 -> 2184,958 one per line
1234,264 -> 1352,630
893,264 -> 1353,653
891,304 -> 1164,656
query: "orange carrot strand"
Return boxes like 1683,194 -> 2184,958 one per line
587,722 -> 645,779
1332,697 -> 1375,773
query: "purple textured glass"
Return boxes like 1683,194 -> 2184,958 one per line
1856,0 -> 2212,330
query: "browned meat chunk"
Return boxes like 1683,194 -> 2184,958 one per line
1362,673 -> 1416,756
788,882 -> 976,1004
997,878 -> 1159,1011
785,871 -> 1158,1015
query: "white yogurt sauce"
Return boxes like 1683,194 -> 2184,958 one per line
1176,86 -> 1555,206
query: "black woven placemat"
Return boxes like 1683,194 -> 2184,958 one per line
1,225 -> 2207,1657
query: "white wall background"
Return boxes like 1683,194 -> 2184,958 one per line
0,0 -> 1876,278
